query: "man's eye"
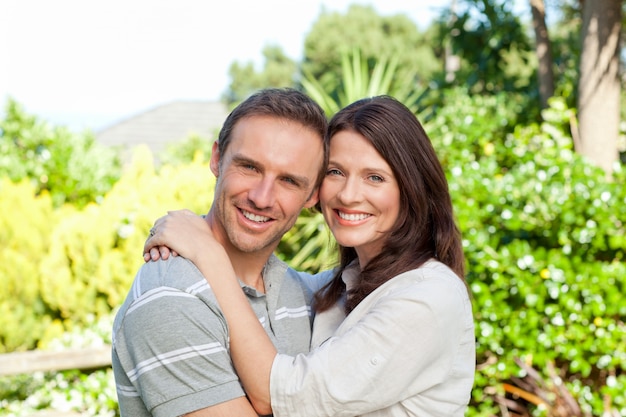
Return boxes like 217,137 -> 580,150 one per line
327,168 -> 342,176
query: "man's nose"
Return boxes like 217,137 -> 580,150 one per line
248,177 -> 276,209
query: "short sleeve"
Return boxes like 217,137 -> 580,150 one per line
113,259 -> 246,417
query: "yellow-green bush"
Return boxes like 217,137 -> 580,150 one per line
0,178 -> 60,351
0,146 -> 215,351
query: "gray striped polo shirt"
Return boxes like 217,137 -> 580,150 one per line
112,254 -> 325,417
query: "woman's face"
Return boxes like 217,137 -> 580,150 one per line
320,130 -> 401,266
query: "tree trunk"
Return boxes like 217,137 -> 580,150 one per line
577,0 -> 622,175
530,0 -> 555,109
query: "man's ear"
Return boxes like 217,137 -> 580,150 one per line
303,188 -> 320,209
210,141 -> 220,176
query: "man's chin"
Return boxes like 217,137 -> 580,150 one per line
229,235 -> 276,254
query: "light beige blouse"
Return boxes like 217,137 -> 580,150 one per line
270,260 -> 476,417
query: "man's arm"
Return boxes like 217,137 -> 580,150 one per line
184,397 -> 258,417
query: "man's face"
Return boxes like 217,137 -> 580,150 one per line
210,115 -> 323,255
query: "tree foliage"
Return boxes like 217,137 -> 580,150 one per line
302,49 -> 430,116
0,99 -> 121,208
302,5 -> 438,95
0,178 -> 58,351
223,5 -> 439,108
159,133 -> 216,166
442,0 -> 535,95
222,45 -> 298,107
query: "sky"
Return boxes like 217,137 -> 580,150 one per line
1,0 -> 457,132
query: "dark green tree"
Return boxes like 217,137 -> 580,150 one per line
223,5 -> 439,109
441,0 -> 535,95
302,5 -> 438,95
222,45 -> 298,107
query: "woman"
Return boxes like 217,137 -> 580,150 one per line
147,96 -> 475,416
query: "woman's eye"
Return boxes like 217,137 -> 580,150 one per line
327,168 -> 342,176
369,175 -> 384,183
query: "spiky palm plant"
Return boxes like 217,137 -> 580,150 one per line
301,48 -> 427,117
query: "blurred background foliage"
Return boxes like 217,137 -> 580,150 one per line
1,0 -> 625,416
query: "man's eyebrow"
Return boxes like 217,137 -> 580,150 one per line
231,154 -> 312,188
288,173 -> 312,188
231,154 -> 256,166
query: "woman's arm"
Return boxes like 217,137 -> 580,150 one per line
145,210 -> 277,414
194,247 -> 277,414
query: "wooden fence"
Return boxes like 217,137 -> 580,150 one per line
0,346 -> 113,416
0,345 -> 112,376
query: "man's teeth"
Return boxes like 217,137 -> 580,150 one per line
338,212 -> 370,221
243,210 -> 270,222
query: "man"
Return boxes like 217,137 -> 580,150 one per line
112,88 -> 329,416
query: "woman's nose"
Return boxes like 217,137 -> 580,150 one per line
336,178 -> 361,204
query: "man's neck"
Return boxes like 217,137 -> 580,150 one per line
204,211 -> 272,293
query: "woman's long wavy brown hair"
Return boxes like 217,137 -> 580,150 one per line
314,96 -> 467,314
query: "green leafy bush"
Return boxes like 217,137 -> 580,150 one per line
427,90 -> 626,415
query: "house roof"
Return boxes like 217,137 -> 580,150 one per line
95,100 -> 229,157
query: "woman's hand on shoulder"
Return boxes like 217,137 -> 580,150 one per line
143,209 -> 215,263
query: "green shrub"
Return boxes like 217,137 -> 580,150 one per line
428,91 -> 625,415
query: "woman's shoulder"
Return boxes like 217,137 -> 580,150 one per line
392,259 -> 461,286
406,261 -> 471,312
381,260 -> 470,307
